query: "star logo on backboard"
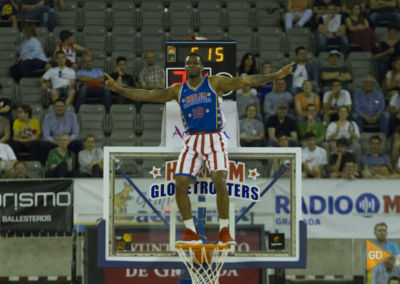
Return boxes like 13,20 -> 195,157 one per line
248,168 -> 260,180
149,166 -> 161,179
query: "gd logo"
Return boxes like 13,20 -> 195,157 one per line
366,240 -> 390,270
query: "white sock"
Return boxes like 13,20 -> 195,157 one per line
184,219 -> 196,233
219,219 -> 229,231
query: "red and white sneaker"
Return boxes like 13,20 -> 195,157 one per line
218,227 -> 236,245
176,228 -> 202,245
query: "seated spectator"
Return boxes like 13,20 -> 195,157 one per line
40,51 -> 76,105
345,4 -> 377,52
330,160 -> 359,179
13,161 -> 28,179
0,142 -> 17,178
361,135 -> 391,178
388,91 -> 400,135
271,134 -> 291,178
53,30 -> 91,71
239,104 -> 265,147
384,57 -> 400,97
76,55 -> 111,113
326,105 -> 361,157
40,98 -> 81,164
78,134 -> 103,177
236,84 -> 260,119
283,0 -> 313,30
370,251 -> 400,284
318,4 -> 349,56
236,52 -> 257,77
286,46 -> 319,95
45,133 -> 75,178
257,60 -> 274,102
139,51 -> 165,89
294,80 -> 320,120
374,164 -> 400,179
11,105 -> 41,161
329,138 -> 359,177
353,75 -> 390,136
266,104 -> 298,147
369,0 -> 400,29
388,277 -> 400,284
313,0 -> 341,20
21,0 -> 57,31
302,131 -> 328,178
322,80 -> 352,122
0,83 -> 12,119
10,21 -> 50,84
373,25 -> 400,85
263,78 -> 292,123
0,0 -> 18,28
340,1 -> 366,15
298,104 -> 326,147
320,50 -> 352,91
0,115 -> 10,143
109,56 -> 136,104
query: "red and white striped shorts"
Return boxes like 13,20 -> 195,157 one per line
175,132 -> 229,179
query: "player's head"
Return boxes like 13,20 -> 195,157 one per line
185,53 -> 204,78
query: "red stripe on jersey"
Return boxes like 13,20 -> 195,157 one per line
209,134 -> 217,169
201,133 -> 205,156
189,134 -> 200,175
217,132 -> 227,168
179,135 -> 192,173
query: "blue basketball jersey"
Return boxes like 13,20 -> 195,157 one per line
178,76 -> 224,133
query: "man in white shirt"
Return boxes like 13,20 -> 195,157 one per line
40,51 -> 76,105
302,131 -> 327,178
0,142 -> 17,178
322,79 -> 352,122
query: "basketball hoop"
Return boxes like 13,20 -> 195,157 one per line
175,244 -> 230,284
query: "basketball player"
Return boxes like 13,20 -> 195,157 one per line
104,53 -> 294,245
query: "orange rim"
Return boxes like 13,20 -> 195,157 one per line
176,244 -> 230,264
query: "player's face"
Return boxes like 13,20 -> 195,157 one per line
185,55 -> 203,77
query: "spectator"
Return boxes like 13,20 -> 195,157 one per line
139,51 -> 165,89
237,52 -> 257,77
10,21 -> 50,84
329,138 -> 359,178
294,80 -> 321,120
340,1 -> 366,14
40,99 -> 81,164
0,142 -> 17,178
369,0 -> 400,29
298,104 -> 326,146
53,30 -> 91,71
236,84 -> 260,119
44,133 -> 75,178
0,83 -> 12,119
373,222 -> 400,254
266,104 -> 298,147
0,115 -> 10,143
78,134 -> 103,177
283,0 -> 313,30
76,54 -> 111,113
384,57 -> 400,97
286,46 -> 319,95
373,25 -> 400,85
0,0 -> 18,28
302,131 -> 328,178
271,134 -> 292,178
318,4 -> 349,56
11,104 -> 41,161
257,60 -> 274,102
370,252 -> 400,284
374,164 -> 400,179
392,133 -> 400,169
388,90 -> 400,135
13,161 -> 28,178
322,80 -> 352,122
353,75 -> 390,136
239,104 -> 265,147
361,135 -> 391,177
326,105 -> 361,157
21,0 -> 57,31
320,50 -> 352,91
313,0 -> 341,19
388,277 -> 400,284
345,3 -> 377,52
263,79 -> 292,123
109,56 -> 136,104
40,51 -> 76,105
330,160 -> 359,179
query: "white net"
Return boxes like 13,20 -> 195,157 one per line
176,245 -> 229,284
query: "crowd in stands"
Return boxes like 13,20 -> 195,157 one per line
0,0 -> 399,180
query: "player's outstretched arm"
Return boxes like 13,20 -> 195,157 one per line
213,62 -> 295,93
104,73 -> 178,103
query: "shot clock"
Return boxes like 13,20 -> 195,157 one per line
165,41 -> 236,99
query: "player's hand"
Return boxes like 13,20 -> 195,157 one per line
276,62 -> 295,79
104,72 -> 120,92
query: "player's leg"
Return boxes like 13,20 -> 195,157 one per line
175,175 -> 194,221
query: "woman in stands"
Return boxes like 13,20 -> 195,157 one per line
11,104 -> 41,161
237,52 -> 257,77
345,3 -> 377,52
384,57 -> 400,99
44,133 -> 75,178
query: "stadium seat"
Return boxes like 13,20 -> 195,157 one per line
254,3 -> 281,28
80,2 -> 108,29
138,28 -> 166,55
167,25 -> 194,40
165,1 -> 194,31
138,0 -> 166,30
346,52 -> 374,82
138,103 -> 164,135
0,51 -> 16,77
195,26 -> 225,40
0,27 -> 19,53
18,78 -> 46,106
194,2 -> 223,30
78,104 -> 106,135
224,2 -> 252,30
30,104 -> 44,122
35,27 -> 50,55
108,130 -> 139,146
108,104 -> 138,134
374,27 -> 387,42
80,26 -> 109,55
110,26 -> 138,55
109,1 -> 137,28
254,27 -> 285,55
227,27 -> 257,63
55,5 -> 80,29
140,131 -> 162,146
0,78 -> 16,104
285,27 -> 315,55
25,161 -> 43,178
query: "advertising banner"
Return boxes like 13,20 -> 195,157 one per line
0,180 -> 73,232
